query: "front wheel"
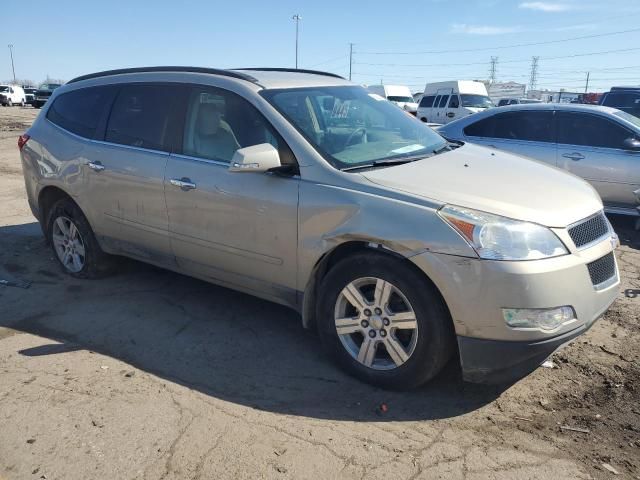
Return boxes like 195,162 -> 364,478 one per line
317,252 -> 455,390
6,99 -> 12,107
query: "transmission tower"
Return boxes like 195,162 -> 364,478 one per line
489,56 -> 498,84
529,56 -> 540,90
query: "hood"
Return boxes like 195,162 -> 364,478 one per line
392,101 -> 418,112
361,143 -> 602,227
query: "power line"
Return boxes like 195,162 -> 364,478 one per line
355,27 -> 640,55
309,54 -> 349,68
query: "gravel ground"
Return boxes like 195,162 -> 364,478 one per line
0,106 -> 638,480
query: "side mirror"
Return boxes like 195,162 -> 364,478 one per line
228,143 -> 282,173
623,137 -> 640,151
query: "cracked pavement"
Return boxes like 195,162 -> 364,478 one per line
1,108 -> 638,479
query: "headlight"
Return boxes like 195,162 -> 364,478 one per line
438,205 -> 568,260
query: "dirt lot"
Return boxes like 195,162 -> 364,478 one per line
0,107 -> 638,480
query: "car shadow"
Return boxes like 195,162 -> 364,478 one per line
1,221 -> 508,422
608,213 -> 639,250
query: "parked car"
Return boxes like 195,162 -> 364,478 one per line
413,92 -> 423,104
23,87 -> 37,105
0,85 -> 26,106
33,83 -> 62,108
497,98 -> 542,107
600,87 -> 640,118
367,84 -> 419,115
417,80 -> 493,124
438,103 -> 640,217
19,67 -> 619,389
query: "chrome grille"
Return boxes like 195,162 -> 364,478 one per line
587,252 -> 616,287
568,213 -> 609,249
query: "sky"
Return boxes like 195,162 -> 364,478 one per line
2,0 -> 640,92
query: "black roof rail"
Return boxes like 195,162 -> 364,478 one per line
234,67 -> 345,80
67,66 -> 261,85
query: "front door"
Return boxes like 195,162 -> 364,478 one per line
556,111 -> 640,210
164,85 -> 299,305
445,94 -> 461,123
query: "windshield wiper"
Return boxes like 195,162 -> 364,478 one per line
341,155 -> 430,172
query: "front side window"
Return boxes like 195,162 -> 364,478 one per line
182,86 -> 287,164
106,85 -> 174,151
448,95 -> 460,108
464,116 -> 495,137
262,85 -> 446,170
461,94 -> 494,108
557,112 -> 632,149
47,86 -> 116,139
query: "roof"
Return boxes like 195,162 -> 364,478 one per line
488,103 -> 622,115
67,66 -> 351,89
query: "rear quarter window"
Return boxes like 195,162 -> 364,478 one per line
419,95 -> 435,108
47,87 -> 116,139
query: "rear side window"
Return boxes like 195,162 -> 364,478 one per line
438,95 -> 449,108
557,112 -> 632,149
464,111 -> 555,142
419,95 -> 435,108
106,84 -> 174,151
602,92 -> 640,116
433,95 -> 441,109
47,87 -> 116,139
464,116 -> 495,137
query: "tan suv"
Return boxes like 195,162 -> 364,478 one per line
19,67 -> 620,389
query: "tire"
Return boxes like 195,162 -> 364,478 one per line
317,251 -> 455,390
6,99 -> 12,107
46,197 -> 114,278
20,100 -> 25,107
420,117 -> 428,123
33,102 -> 41,109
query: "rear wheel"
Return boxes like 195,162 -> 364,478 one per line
317,251 -> 455,390
6,99 -> 12,107
46,198 -> 113,278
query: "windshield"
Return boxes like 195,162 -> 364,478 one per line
387,96 -> 414,103
614,110 -> 640,128
461,94 -> 493,108
262,86 -> 447,170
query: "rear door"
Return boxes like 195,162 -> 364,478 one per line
556,111 -> 640,210
434,89 -> 452,124
81,83 -> 179,264
463,110 -> 557,165
164,85 -> 299,305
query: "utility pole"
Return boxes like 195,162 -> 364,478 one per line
348,43 -> 354,81
584,72 -> 590,93
8,44 -> 16,84
529,56 -> 539,91
489,56 -> 498,84
292,14 -> 302,69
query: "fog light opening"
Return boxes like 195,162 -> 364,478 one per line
502,306 -> 576,332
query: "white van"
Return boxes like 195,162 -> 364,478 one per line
368,84 -> 418,115
0,85 -> 26,106
416,81 -> 493,124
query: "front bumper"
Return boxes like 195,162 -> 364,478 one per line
457,310 -> 601,384
410,234 -> 619,383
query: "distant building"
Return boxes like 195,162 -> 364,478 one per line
487,81 -> 527,103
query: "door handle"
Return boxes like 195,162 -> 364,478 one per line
562,152 -> 585,161
447,112 -> 455,118
87,161 -> 105,172
170,177 -> 197,191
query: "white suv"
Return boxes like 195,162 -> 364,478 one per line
0,85 -> 26,106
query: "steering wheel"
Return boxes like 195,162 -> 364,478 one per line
343,127 -> 367,149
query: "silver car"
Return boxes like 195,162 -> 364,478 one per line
19,67 -> 620,389
438,103 -> 640,217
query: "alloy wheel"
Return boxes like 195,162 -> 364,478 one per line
52,216 -> 86,273
334,277 -> 418,370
